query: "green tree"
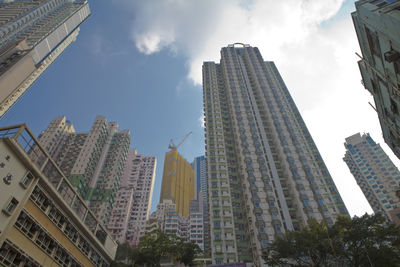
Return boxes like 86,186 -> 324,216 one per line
111,242 -> 135,267
263,213 -> 400,267
333,213 -> 400,267
111,230 -> 201,266
174,240 -> 202,266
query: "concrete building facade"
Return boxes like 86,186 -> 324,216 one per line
344,133 -> 400,224
108,150 -> 156,246
0,124 -> 116,266
203,44 -> 349,265
160,150 -> 194,218
0,0 -> 90,118
352,0 -> 400,158
38,116 -> 130,228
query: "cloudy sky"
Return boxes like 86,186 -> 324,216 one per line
2,0 -> 399,216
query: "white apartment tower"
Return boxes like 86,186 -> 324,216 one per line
203,44 -> 349,265
108,150 -> 156,246
0,0 -> 90,117
344,133 -> 400,224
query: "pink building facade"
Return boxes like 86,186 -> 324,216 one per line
109,150 -> 156,246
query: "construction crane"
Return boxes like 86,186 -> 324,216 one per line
168,131 -> 192,151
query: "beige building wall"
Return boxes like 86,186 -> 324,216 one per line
0,125 -> 117,266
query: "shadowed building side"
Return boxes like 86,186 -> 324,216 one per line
0,0 -> 91,118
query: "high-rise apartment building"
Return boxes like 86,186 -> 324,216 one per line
203,43 -> 348,265
108,150 -> 156,246
192,155 -> 210,254
344,133 -> 400,224
160,149 -> 194,217
38,116 -> 130,228
0,0 -> 90,118
352,0 -> 400,159
0,124 -> 117,266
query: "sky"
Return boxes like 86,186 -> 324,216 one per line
1,0 -> 399,216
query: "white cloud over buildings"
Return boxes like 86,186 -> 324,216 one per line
121,0 -> 400,216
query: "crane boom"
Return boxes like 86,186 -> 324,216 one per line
168,131 -> 192,151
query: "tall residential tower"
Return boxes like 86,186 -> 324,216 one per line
203,44 -> 348,265
0,0 -> 90,117
108,150 -> 156,246
344,133 -> 400,225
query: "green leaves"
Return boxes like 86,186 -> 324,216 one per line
263,213 -> 400,266
112,230 -> 201,266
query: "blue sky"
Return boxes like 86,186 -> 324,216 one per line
0,0 -> 204,212
2,0 -> 398,216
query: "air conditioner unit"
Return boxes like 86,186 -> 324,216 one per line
384,50 -> 400,63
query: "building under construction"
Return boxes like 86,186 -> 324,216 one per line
160,132 -> 194,218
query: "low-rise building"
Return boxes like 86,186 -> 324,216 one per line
145,200 -> 189,242
0,124 -> 117,266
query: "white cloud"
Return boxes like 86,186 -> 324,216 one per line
199,113 -> 205,128
124,0 -> 400,216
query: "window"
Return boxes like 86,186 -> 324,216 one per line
3,198 -> 18,215
20,172 -> 34,188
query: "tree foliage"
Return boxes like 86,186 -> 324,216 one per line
111,230 -> 201,267
263,213 -> 400,267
